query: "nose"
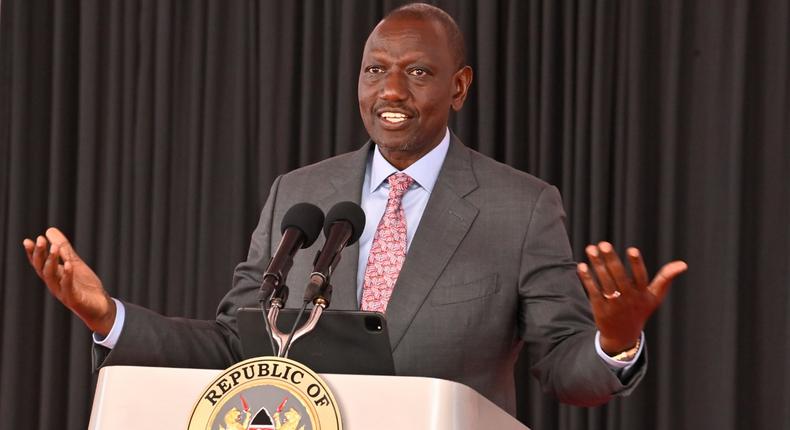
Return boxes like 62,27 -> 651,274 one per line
379,71 -> 408,102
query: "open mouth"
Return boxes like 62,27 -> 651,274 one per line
377,110 -> 413,128
380,111 -> 408,123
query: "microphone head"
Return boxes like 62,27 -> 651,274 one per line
280,202 -> 325,248
324,201 -> 366,245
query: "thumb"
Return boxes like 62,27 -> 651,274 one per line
45,227 -> 81,262
648,260 -> 688,302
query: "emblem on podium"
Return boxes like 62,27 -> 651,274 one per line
188,356 -> 342,430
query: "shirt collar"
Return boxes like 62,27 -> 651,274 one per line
369,128 -> 450,193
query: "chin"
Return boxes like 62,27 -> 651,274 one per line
371,131 -> 418,152
377,139 -> 415,153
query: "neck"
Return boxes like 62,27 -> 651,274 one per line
378,149 -> 428,170
376,129 -> 447,170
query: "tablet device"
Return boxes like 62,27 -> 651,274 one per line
237,307 -> 395,375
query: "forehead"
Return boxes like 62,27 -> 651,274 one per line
363,17 -> 453,64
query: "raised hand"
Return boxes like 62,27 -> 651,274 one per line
22,227 -> 116,336
577,241 -> 687,355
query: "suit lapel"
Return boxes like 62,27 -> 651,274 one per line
313,142 -> 372,310
384,135 -> 479,350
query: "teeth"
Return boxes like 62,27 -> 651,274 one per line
380,112 -> 408,124
380,112 -> 407,119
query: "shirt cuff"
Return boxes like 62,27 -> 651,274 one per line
595,331 -> 645,371
92,298 -> 125,349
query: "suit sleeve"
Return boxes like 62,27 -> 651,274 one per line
92,176 -> 282,370
518,185 -> 646,406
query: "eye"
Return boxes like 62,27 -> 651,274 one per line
409,68 -> 428,77
365,66 -> 384,74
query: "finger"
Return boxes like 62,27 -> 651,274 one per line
599,242 -> 632,290
577,263 -> 603,301
42,243 -> 62,282
22,239 -> 36,265
45,227 -> 81,262
62,260 -> 75,294
31,235 -> 49,275
586,244 -> 618,296
627,247 -> 649,289
647,260 -> 688,303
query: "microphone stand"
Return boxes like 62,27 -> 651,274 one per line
266,283 -> 332,358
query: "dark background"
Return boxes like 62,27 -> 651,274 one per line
1,0 -> 788,429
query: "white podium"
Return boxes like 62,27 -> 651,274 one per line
88,365 -> 529,429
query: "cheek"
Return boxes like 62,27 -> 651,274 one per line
358,96 -> 373,122
357,82 -> 371,107
415,88 -> 452,117
419,103 -> 448,126
358,85 -> 377,107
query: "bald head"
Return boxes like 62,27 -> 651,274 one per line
380,3 -> 466,70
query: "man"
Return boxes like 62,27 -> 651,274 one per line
23,3 -> 686,416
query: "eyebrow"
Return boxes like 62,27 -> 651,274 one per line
364,50 -> 437,66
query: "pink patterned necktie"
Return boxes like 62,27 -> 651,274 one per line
361,173 -> 414,313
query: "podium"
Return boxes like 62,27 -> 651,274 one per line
88,365 -> 529,429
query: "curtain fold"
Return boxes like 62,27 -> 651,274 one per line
1,1 -> 788,429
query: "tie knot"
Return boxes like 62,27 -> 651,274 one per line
387,173 -> 413,198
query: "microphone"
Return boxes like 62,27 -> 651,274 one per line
258,202 -> 325,303
303,201 -> 366,303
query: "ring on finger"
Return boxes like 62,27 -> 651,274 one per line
603,290 -> 621,299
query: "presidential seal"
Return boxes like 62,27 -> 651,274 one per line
188,357 -> 342,430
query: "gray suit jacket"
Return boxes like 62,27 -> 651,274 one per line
96,135 -> 645,415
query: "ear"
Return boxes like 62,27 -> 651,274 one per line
450,66 -> 473,111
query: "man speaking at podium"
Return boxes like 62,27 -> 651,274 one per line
22,3 -> 686,417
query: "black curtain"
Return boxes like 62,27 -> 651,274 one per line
1,1 -> 788,429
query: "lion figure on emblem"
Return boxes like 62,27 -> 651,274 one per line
273,407 -> 305,430
219,406 -> 250,430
